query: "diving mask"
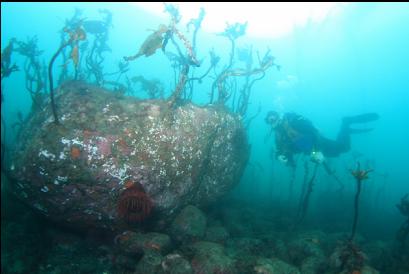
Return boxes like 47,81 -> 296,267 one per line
265,111 -> 280,128
310,150 -> 325,164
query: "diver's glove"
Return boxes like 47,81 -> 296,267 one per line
277,154 -> 288,164
310,150 -> 325,164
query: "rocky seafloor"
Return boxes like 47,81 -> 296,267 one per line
2,186 -> 409,274
2,81 -> 408,273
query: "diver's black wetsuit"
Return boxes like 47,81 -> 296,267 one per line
274,112 -> 379,166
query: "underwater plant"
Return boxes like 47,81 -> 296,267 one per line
187,48 -> 220,85
124,3 -> 201,107
216,48 -> 279,105
396,193 -> 409,247
124,5 -> 199,68
322,161 -> 345,193
129,75 -> 164,99
117,182 -> 153,223
209,21 -> 248,104
14,36 -> 48,111
182,7 -> 206,99
1,38 -> 19,80
295,162 -> 320,226
330,240 -> 367,273
349,161 -> 372,241
1,38 -> 20,170
104,61 -> 130,86
57,8 -> 84,85
48,25 -> 86,124
165,5 -> 200,67
327,162 -> 373,273
219,21 -> 248,70
83,9 -> 113,86
209,24 -> 280,125
186,7 -> 205,54
168,65 -> 189,108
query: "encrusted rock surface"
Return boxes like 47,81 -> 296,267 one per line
9,81 -> 249,231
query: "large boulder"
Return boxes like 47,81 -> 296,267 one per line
8,81 -> 249,232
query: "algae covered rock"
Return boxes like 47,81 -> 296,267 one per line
160,253 -> 193,274
170,205 -> 207,243
189,241 -> 236,274
115,230 -> 172,255
287,231 -> 326,273
134,250 -> 163,274
9,81 -> 250,231
254,258 -> 300,274
204,225 -> 230,244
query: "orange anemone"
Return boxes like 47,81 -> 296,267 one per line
117,183 -> 153,223
70,146 -> 81,160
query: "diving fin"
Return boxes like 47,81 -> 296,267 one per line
343,113 -> 379,124
348,128 -> 374,134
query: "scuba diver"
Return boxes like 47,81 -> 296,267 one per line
265,111 -> 379,167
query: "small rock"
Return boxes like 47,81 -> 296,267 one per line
160,253 -> 193,274
190,241 -> 236,274
170,205 -> 207,243
254,258 -> 300,274
204,226 -> 230,244
115,230 -> 172,255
